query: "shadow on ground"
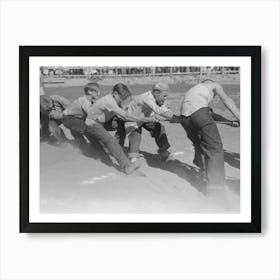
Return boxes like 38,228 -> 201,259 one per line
141,150 -> 240,196
140,150 -> 207,194
224,150 -> 240,169
41,136 -> 240,195
41,135 -> 121,171
76,138 -> 122,171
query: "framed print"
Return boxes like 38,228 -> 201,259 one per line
20,46 -> 261,233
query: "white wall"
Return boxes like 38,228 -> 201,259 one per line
0,0 -> 279,279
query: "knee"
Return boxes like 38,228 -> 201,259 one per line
150,123 -> 165,137
128,127 -> 142,137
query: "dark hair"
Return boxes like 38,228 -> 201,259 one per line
201,79 -> 215,83
112,83 -> 131,100
84,82 -> 99,95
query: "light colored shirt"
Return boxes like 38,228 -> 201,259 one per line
50,95 -> 70,109
180,84 -> 215,117
127,91 -> 170,117
86,94 -> 125,124
40,87 -> 45,96
63,96 -> 92,120
48,95 -> 70,120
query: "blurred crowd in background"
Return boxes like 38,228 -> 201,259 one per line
40,66 -> 240,77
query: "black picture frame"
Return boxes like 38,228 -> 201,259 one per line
20,46 -> 261,233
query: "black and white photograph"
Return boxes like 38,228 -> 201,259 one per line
3,0 -> 279,279
40,66 -> 241,212
20,46 -> 260,232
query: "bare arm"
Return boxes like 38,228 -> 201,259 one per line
52,95 -> 71,110
144,100 -> 177,122
209,109 -> 239,127
213,84 -> 240,121
153,112 -> 180,123
110,107 -> 157,123
156,110 -> 174,121
143,99 -> 174,120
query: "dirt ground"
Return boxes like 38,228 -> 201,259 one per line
40,81 -> 240,213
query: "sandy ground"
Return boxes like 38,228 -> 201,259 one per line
40,123 -> 240,214
40,81 -> 240,214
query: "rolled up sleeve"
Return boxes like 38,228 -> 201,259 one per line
143,98 -> 170,116
105,104 -> 127,119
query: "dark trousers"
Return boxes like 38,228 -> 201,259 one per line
62,116 -> 131,171
62,115 -> 88,145
40,114 -> 65,143
40,114 -> 50,138
180,107 -> 225,185
129,122 -> 170,155
85,123 -> 131,170
103,117 -> 126,147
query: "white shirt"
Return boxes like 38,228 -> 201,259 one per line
127,91 -> 170,118
63,96 -> 93,119
180,84 -> 215,117
78,96 -> 93,113
87,94 -> 125,124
